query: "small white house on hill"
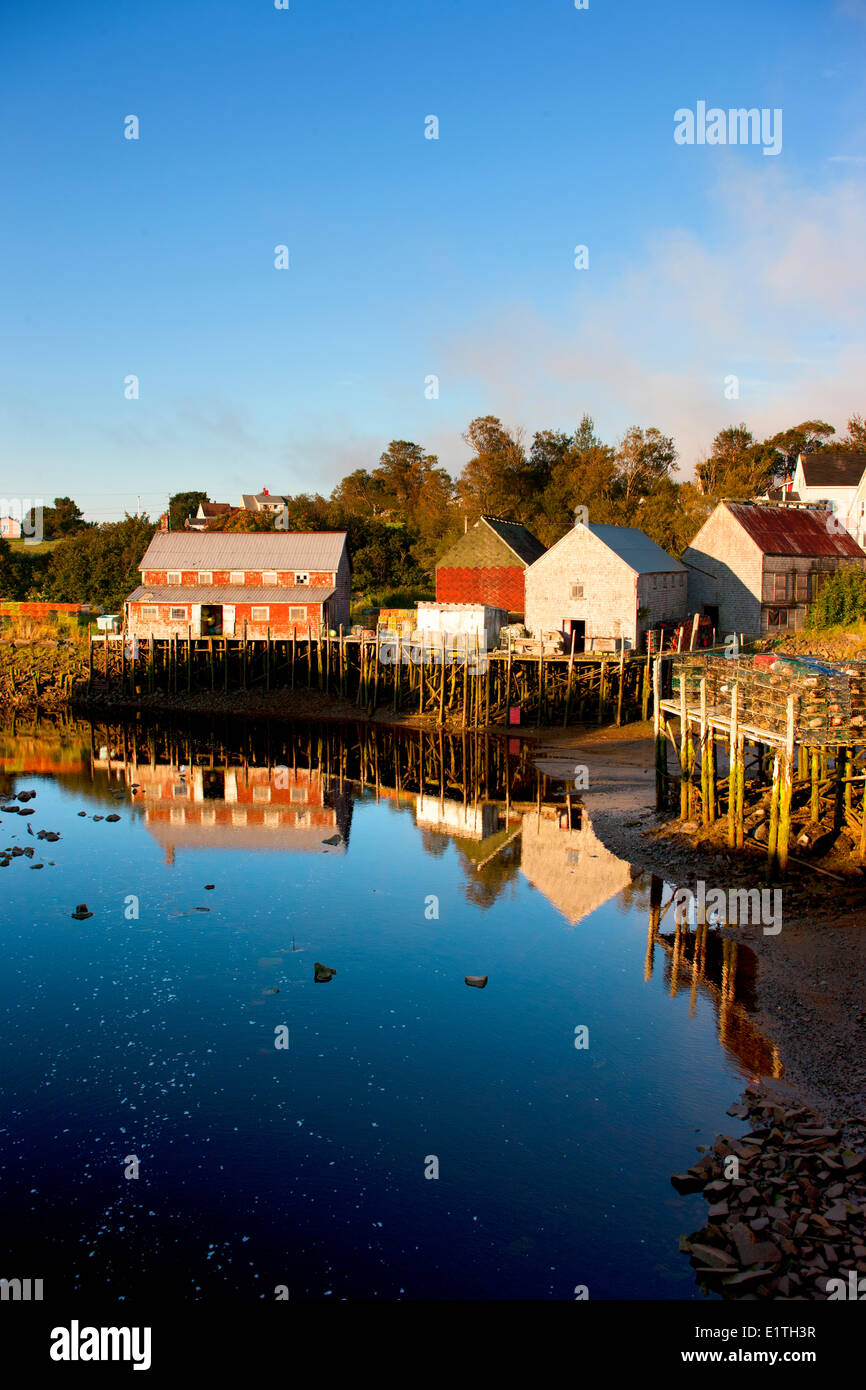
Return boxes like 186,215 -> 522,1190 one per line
524,522 -> 687,651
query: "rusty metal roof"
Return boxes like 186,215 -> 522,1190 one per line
139,531 -> 347,571
724,503 -> 866,557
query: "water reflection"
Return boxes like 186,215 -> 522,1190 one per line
646,875 -> 783,1081
4,715 -> 780,1079
0,713 -> 785,1301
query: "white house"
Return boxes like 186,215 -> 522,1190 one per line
785,452 -> 866,537
523,522 -> 687,652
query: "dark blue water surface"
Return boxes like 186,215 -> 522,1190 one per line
0,719 -> 773,1301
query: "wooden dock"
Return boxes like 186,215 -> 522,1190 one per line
654,652 -> 866,875
86,630 -> 653,729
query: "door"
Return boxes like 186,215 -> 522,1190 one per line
191,604 -> 202,638
222,605 -> 235,637
564,619 -> 585,652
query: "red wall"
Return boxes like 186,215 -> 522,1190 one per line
128,600 -> 324,639
436,566 -> 526,613
141,569 -> 334,587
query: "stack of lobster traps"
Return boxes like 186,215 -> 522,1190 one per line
670,652 -> 866,746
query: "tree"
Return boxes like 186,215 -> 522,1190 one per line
456,416 -> 533,520
840,415 -> 866,451
330,470 -> 389,518
45,515 -> 157,611
207,508 -> 276,532
23,496 -> 89,540
0,536 -> 22,599
373,441 -> 441,520
169,491 -> 209,532
527,418 -> 619,544
614,426 -> 677,505
760,420 -> 836,481
694,425 -> 772,497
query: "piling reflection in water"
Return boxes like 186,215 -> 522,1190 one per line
646,874 -> 782,1080
3,714 -> 780,1079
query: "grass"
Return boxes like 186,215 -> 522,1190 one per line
7,538 -> 62,555
0,613 -> 90,644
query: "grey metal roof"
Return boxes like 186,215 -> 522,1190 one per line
128,585 -> 335,604
587,524 -> 685,573
139,531 -> 347,571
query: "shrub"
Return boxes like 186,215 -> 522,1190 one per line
807,564 -> 866,630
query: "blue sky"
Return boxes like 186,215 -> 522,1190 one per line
1,0 -> 865,520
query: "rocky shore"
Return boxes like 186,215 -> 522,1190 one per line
674,1082 -> 866,1299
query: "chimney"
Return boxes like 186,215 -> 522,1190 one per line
262,487 -> 269,496
159,512 -> 169,532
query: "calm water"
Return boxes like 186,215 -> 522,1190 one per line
0,717 -> 778,1301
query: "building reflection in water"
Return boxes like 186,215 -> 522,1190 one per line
5,714 -> 781,1079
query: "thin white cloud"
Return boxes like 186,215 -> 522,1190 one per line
437,166 -> 866,474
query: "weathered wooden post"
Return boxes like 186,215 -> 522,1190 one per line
728,683 -> 739,845
698,676 -> 709,825
767,749 -> 782,874
777,694 -> 795,876
563,628 -> 577,727
616,645 -> 625,726
679,670 -> 688,820
598,657 -> 607,725
438,632 -> 446,726
653,655 -> 665,809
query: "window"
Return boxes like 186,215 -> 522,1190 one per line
251,606 -> 269,622
295,572 -> 309,585
230,571 -> 244,585
262,571 -> 277,585
569,583 -> 584,599
795,572 -> 809,602
774,572 -> 788,602
765,607 -> 789,630
289,606 -> 306,622
166,571 -> 181,585
141,606 -> 158,619
198,571 -> 212,584
652,576 -> 657,589
170,607 -> 187,621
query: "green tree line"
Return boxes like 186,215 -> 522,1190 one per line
2,412 -> 865,610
